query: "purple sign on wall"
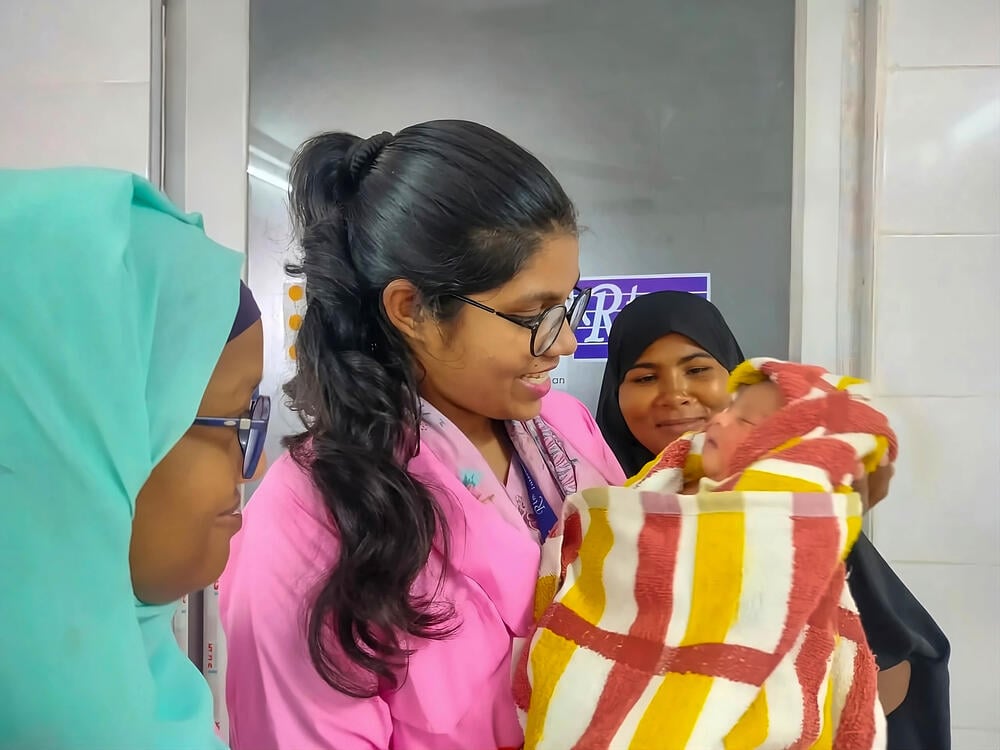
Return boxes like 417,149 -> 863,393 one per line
573,273 -> 711,360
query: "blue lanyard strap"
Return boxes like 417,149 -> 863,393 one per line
518,459 -> 558,542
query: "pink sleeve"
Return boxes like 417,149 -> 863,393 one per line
582,404 -> 628,484
220,459 -> 393,750
543,390 -> 626,485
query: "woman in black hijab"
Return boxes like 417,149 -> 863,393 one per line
596,289 -> 951,749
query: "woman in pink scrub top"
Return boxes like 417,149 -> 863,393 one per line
219,121 -> 625,750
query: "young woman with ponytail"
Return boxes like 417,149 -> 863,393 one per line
219,121 -> 625,749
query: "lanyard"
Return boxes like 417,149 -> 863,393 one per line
518,459 -> 558,542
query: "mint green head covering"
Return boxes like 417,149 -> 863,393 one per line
0,169 -> 243,748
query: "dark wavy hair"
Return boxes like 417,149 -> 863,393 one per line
283,120 -> 577,697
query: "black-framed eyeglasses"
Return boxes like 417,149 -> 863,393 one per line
451,287 -> 592,357
193,395 -> 271,480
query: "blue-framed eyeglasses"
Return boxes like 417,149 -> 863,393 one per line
451,287 -> 593,357
193,395 -> 271,480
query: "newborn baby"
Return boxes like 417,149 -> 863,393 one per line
695,378 -> 786,488
516,358 -> 898,750
631,359 -> 889,502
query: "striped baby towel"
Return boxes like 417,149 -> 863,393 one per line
513,359 -> 897,750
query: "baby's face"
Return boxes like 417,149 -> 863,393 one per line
701,380 -> 785,480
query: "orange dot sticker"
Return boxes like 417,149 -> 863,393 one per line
284,279 -> 307,364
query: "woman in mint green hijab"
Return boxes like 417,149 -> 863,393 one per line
0,168 -> 267,748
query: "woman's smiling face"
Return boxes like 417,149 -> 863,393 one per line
617,333 -> 732,454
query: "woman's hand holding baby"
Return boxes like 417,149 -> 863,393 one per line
853,461 -> 895,512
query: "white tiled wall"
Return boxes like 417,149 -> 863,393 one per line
0,0 -> 151,174
870,1 -> 1000,747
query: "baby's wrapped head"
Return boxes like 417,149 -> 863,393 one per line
630,357 -> 898,496
701,380 -> 785,480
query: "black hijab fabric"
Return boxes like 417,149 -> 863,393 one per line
595,291 -> 744,477
228,281 -> 262,343
848,533 -> 952,749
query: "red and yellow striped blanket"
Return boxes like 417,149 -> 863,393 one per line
513,359 -> 898,750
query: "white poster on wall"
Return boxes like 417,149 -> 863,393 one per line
172,593 -> 189,652
283,280 -> 306,363
203,580 -> 228,741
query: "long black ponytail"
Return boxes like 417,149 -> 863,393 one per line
284,120 -> 576,696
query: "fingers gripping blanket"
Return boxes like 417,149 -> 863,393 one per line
513,359 -> 898,750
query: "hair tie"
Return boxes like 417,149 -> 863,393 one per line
337,132 -> 393,200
